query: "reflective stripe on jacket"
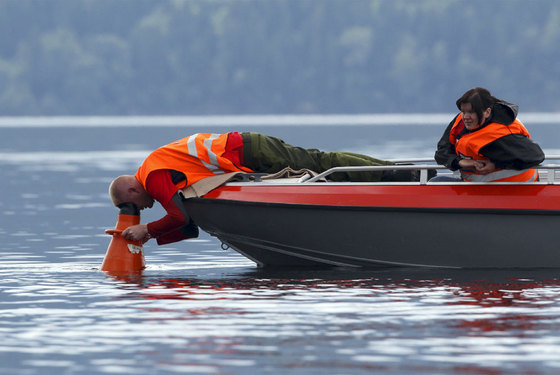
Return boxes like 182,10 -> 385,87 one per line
449,114 -> 538,182
135,133 -> 254,190
461,168 -> 538,182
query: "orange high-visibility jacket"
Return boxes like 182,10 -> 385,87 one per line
136,133 -> 254,190
449,114 -> 538,182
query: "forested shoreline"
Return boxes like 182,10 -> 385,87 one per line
0,0 -> 559,115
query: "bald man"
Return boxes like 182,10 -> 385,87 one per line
109,132 -> 424,245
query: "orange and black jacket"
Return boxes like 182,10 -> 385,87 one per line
435,101 -> 544,174
135,132 -> 253,245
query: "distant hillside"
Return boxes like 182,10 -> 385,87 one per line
0,0 -> 559,115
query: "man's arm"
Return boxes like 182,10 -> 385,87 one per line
148,193 -> 198,245
122,194 -> 198,244
122,169 -> 198,244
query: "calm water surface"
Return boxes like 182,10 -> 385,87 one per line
1,117 -> 560,374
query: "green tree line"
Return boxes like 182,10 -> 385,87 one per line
0,0 -> 559,115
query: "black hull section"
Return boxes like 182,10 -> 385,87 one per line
184,198 -> 560,268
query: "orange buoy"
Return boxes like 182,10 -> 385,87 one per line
101,202 -> 146,272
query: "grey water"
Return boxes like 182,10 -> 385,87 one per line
1,115 -> 560,374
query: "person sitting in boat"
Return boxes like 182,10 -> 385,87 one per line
109,132 -> 428,245
434,87 -> 545,182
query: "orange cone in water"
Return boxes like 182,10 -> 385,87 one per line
101,202 -> 146,272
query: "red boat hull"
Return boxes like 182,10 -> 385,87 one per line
184,183 -> 560,268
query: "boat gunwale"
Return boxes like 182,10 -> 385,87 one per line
187,197 -> 560,215
198,179 -> 560,211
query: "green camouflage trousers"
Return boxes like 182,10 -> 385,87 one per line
241,132 -> 396,182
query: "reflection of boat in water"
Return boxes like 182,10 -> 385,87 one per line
111,267 -> 560,310
183,158 -> 560,269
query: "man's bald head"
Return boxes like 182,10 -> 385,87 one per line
108,175 -> 155,210
108,175 -> 136,206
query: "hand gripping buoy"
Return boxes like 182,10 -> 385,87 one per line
101,202 -> 146,272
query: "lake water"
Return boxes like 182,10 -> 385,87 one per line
1,114 -> 560,374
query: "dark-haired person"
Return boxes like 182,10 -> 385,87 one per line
434,87 -> 544,182
109,132 -> 428,245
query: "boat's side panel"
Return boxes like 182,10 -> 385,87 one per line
202,184 -> 560,211
184,198 -> 560,268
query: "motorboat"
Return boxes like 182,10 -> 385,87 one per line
182,157 -> 560,269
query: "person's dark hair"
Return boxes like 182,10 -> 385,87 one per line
456,87 -> 499,120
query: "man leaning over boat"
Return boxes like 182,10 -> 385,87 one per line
433,87 -> 545,182
108,132 -> 432,246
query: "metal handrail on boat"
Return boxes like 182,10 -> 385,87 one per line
305,164 -> 446,184
304,158 -> 560,185
542,155 -> 560,160
387,155 -> 560,163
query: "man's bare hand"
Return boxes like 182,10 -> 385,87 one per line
122,224 -> 149,242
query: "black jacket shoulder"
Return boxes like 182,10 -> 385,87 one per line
480,134 -> 544,170
478,101 -> 544,169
